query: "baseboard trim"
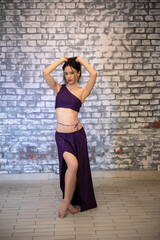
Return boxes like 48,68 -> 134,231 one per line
0,171 -> 160,181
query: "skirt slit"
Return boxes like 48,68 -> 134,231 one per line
55,127 -> 97,212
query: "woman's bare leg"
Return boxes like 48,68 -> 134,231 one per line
68,177 -> 79,214
58,152 -> 78,218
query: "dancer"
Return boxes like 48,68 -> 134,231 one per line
43,56 -> 97,218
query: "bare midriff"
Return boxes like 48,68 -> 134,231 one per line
56,108 -> 83,133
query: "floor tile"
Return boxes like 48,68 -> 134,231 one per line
0,177 -> 160,239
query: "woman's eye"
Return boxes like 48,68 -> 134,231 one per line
64,72 -> 74,75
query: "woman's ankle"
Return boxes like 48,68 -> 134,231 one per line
63,199 -> 70,205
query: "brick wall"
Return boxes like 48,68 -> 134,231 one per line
0,0 -> 160,174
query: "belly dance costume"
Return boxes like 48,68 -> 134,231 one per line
55,84 -> 97,212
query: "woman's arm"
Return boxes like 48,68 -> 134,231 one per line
76,56 -> 97,101
43,57 -> 68,94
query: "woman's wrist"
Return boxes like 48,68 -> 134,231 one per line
60,57 -> 68,63
76,56 -> 83,63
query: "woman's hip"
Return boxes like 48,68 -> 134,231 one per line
56,121 -> 83,133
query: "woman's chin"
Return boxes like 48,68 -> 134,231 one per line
67,81 -> 74,85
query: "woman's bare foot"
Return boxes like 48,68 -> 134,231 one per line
58,201 -> 69,219
68,204 -> 79,214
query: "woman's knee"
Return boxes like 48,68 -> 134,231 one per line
69,161 -> 78,173
63,152 -> 78,173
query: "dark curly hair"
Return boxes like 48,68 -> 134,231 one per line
62,57 -> 81,83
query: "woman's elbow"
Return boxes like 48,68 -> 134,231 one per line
43,70 -> 48,76
92,71 -> 97,78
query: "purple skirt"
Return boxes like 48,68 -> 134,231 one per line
55,127 -> 97,212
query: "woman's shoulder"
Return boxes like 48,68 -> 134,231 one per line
78,86 -> 85,92
56,83 -> 66,95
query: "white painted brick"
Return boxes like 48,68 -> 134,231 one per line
22,22 -> 40,28
56,16 -> 65,21
135,94 -> 153,100
27,28 -> 37,33
111,112 -> 120,117
23,83 -> 40,88
21,9 -> 41,15
37,3 -> 47,8
3,119 -> 22,124
0,113 -> 7,118
19,101 -> 27,107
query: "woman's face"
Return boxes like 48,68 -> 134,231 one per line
64,66 -> 80,85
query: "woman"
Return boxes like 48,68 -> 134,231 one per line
43,56 -> 97,218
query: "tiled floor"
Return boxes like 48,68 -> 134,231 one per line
0,177 -> 160,240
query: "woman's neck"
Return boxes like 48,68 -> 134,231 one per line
66,82 -> 79,90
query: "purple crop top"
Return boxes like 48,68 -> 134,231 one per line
55,84 -> 82,112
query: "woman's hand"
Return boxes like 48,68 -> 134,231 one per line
61,57 -> 69,63
75,56 -> 82,62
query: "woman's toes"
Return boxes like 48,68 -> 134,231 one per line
58,201 -> 69,219
68,204 -> 79,214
